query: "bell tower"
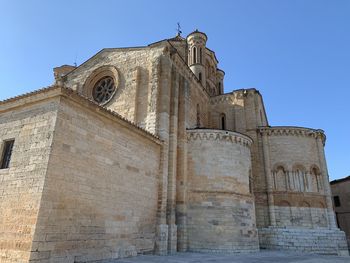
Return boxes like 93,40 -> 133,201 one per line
187,30 -> 207,86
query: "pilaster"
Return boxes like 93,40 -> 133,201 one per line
316,133 -> 337,229
261,131 -> 276,226
176,77 -> 189,252
154,56 -> 172,255
166,67 -> 179,253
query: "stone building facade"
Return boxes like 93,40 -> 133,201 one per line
331,176 -> 350,248
0,30 -> 348,262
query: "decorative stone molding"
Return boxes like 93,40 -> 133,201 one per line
209,94 -> 233,104
258,126 -> 326,144
187,129 -> 252,148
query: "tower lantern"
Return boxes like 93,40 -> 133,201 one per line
187,29 -> 207,85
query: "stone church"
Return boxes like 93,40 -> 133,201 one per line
0,30 -> 348,262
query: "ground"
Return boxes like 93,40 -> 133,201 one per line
114,251 -> 350,263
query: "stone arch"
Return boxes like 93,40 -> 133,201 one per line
310,165 -> 322,192
272,164 -> 288,191
292,164 -> 307,192
276,200 -> 292,227
82,65 -> 119,105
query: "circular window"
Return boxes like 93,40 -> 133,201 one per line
92,76 -> 116,105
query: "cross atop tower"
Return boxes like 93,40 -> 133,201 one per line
176,22 -> 182,36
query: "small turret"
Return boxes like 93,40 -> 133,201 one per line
187,30 -> 207,85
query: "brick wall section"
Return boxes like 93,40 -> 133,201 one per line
27,95 -> 161,262
0,97 -> 59,263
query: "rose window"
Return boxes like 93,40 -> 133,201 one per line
92,76 -> 116,104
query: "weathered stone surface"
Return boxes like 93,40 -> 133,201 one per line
259,227 -> 349,256
0,30 -> 348,262
186,129 -> 259,252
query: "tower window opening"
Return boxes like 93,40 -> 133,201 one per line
199,48 -> 203,64
218,82 -> 221,94
193,47 -> 197,64
198,72 -> 202,83
221,113 -> 226,130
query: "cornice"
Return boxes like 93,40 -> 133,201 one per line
187,129 -> 252,148
258,126 -> 326,144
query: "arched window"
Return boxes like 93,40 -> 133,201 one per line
292,165 -> 306,192
198,72 -> 202,83
274,166 -> 287,190
310,166 -> 321,192
193,47 -> 197,64
199,47 -> 203,64
220,113 -> 226,130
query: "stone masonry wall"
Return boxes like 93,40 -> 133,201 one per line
259,227 -> 349,256
29,96 -> 161,262
186,129 -> 259,252
260,129 -> 333,226
64,47 -> 165,132
0,97 -> 59,263
187,81 -> 209,129
268,133 -> 321,176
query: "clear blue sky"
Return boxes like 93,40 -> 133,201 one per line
0,0 -> 349,180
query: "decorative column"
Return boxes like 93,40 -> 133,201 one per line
315,131 -> 337,229
260,129 -> 276,226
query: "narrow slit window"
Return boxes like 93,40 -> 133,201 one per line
221,114 -> 226,130
193,47 -> 197,64
1,140 -> 15,169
